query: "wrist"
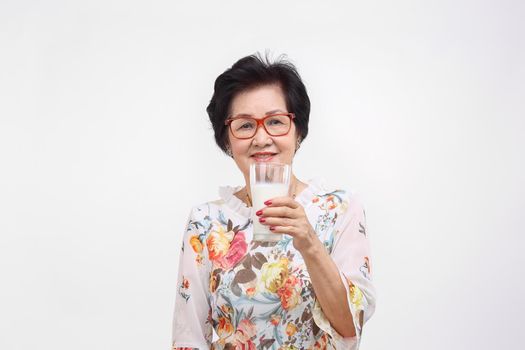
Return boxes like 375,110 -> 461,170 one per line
299,234 -> 326,261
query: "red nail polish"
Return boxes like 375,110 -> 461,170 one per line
256,210 -> 263,216
264,200 -> 272,206
259,217 -> 266,223
269,226 -> 275,231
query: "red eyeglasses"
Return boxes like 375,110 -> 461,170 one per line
225,113 -> 295,139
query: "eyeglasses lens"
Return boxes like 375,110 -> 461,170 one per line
230,115 -> 291,138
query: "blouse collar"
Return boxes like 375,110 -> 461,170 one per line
218,177 -> 331,219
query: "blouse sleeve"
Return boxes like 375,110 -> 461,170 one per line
312,193 -> 377,349
171,208 -> 213,350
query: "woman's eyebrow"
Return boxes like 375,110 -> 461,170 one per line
265,109 -> 286,115
232,109 -> 286,118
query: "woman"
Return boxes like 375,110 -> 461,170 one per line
172,54 -> 376,350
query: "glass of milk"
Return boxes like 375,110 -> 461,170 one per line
250,162 -> 291,242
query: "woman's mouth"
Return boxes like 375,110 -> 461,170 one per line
251,153 -> 277,162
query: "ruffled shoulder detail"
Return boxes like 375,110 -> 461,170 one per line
218,177 -> 333,218
218,184 -> 252,218
295,177 -> 333,208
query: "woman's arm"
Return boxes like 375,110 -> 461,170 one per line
258,195 -> 375,339
172,208 -> 213,349
300,237 -> 356,337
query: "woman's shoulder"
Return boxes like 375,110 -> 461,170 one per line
185,184 -> 248,222
303,177 -> 366,219
185,198 -> 226,220
304,177 -> 363,203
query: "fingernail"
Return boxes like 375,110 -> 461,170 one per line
269,226 -> 275,231
264,200 -> 272,206
259,217 -> 266,223
256,210 -> 263,216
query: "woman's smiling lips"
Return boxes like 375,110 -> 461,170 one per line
251,152 -> 277,162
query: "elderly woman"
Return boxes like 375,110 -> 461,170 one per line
172,54 -> 376,350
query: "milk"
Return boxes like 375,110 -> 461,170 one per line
251,183 -> 289,242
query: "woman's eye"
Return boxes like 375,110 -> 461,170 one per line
239,123 -> 254,130
268,119 -> 284,125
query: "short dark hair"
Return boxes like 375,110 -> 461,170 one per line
206,53 -> 310,154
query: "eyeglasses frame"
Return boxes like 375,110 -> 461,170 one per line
224,113 -> 296,139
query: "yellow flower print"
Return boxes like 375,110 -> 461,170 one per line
189,235 -> 203,253
206,225 -> 231,262
260,257 -> 289,293
349,282 -> 364,309
285,322 -> 298,337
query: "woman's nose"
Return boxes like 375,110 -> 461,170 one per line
252,123 -> 272,145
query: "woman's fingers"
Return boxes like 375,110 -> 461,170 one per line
263,196 -> 300,209
258,216 -> 295,227
256,196 -> 302,218
258,206 -> 298,219
269,225 -> 297,236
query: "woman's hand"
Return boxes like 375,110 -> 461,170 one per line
256,196 -> 319,253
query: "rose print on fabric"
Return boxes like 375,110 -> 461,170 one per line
178,276 -> 190,303
215,304 -> 257,349
206,219 -> 248,270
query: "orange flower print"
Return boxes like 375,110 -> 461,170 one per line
206,227 -> 231,262
312,333 -> 329,349
178,276 -> 190,303
277,275 -> 302,310
217,316 -> 234,338
312,197 -> 320,203
285,322 -> 297,337
189,235 -> 203,253
316,191 -> 348,214
246,287 -> 256,297
270,314 -> 281,326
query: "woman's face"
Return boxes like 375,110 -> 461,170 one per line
227,84 -> 299,182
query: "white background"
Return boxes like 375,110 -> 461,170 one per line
1,0 -> 524,349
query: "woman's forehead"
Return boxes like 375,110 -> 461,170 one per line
230,85 -> 287,116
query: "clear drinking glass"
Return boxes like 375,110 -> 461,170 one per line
250,162 -> 292,242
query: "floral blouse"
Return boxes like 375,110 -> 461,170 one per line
172,178 -> 376,350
